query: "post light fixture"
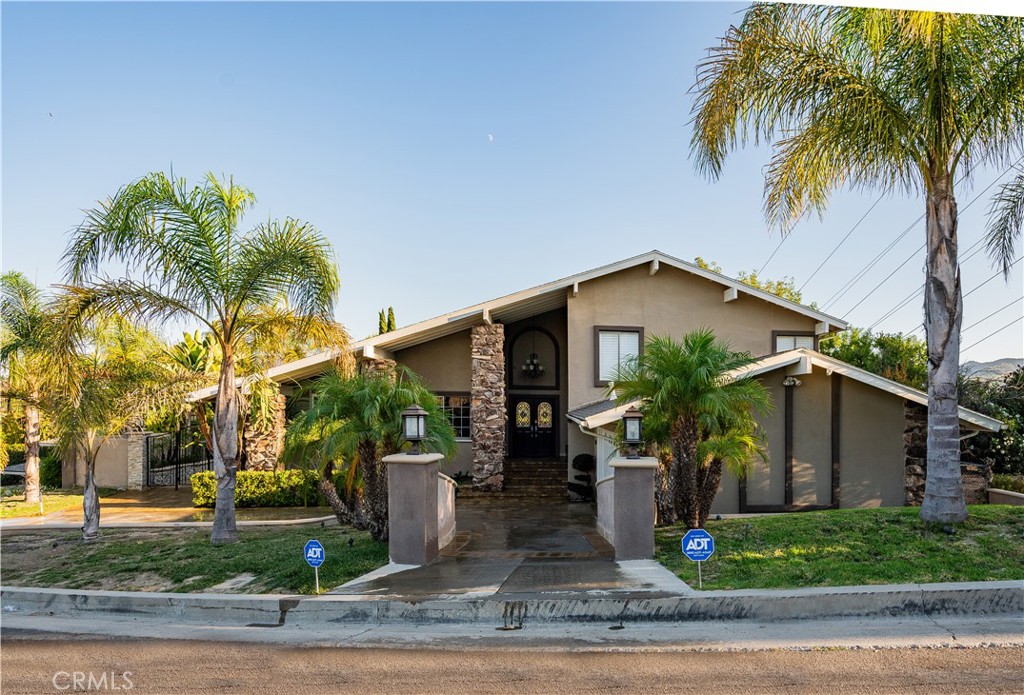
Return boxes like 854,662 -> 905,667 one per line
622,405 -> 643,459
401,403 -> 428,455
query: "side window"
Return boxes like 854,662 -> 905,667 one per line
775,334 -> 815,352
436,394 -> 472,439
596,328 -> 642,385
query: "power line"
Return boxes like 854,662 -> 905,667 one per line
798,195 -> 886,291
963,257 -> 1022,299
961,315 -> 1024,353
820,217 -> 920,311
757,236 -> 788,275
960,296 -> 1024,333
828,157 -> 1023,317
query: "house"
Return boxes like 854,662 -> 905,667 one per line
199,250 -> 1002,512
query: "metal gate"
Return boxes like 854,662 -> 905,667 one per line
145,423 -> 212,489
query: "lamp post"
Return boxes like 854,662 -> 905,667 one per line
401,403 -> 428,455
622,406 -> 643,459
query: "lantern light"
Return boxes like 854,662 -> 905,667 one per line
622,406 -> 643,459
401,403 -> 428,455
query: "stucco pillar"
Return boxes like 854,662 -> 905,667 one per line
470,323 -> 506,490
609,457 -> 658,561
126,434 -> 146,491
383,452 -> 443,565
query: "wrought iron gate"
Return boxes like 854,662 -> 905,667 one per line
145,423 -> 212,489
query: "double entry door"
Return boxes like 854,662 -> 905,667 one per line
510,395 -> 557,459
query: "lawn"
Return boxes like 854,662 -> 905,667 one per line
0,526 -> 389,594
0,488 -> 117,519
656,505 -> 1024,590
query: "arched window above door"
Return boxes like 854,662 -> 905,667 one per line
508,327 -> 559,389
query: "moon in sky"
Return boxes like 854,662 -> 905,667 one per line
487,134 -> 494,142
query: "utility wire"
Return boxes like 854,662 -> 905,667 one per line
960,297 -> 1024,333
798,196 -> 886,291
961,315 -> 1024,353
758,236 -> 789,275
827,157 -> 1023,317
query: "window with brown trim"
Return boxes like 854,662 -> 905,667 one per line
436,393 -> 472,439
594,326 -> 643,385
773,331 -> 816,353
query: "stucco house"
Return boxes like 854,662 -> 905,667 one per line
219,250 -> 1001,513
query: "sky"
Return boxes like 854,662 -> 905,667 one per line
2,1 -> 1022,363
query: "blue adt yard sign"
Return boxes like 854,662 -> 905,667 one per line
304,539 -> 325,567
304,539 -> 325,593
681,529 -> 715,561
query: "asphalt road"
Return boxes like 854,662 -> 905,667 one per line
2,638 -> 1022,694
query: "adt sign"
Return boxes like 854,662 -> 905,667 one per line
304,539 -> 325,568
681,529 -> 715,562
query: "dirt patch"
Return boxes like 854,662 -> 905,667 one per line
94,572 -> 175,592
205,573 -> 256,593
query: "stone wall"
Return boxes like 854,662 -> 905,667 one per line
243,392 -> 286,472
471,323 -> 506,490
126,434 -> 146,491
903,400 -> 991,506
361,356 -> 397,380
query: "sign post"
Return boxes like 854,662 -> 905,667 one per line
304,539 -> 325,593
681,529 -> 715,590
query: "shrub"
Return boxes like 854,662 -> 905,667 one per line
991,474 -> 1024,494
191,469 -> 326,508
40,451 -> 62,488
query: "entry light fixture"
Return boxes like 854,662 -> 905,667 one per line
521,352 -> 545,379
782,376 -> 802,388
401,403 -> 428,455
622,406 -> 643,459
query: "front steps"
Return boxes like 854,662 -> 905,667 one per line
460,459 -> 567,499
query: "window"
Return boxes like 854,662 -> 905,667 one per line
595,327 -> 642,385
436,394 -> 472,439
774,334 -> 815,352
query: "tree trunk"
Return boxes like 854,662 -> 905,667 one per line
696,458 -> 724,529
318,460 -> 362,528
671,417 -> 701,529
211,346 -> 239,544
82,446 -> 100,541
358,439 -> 388,541
920,171 -> 967,523
23,400 -> 41,504
654,453 -> 674,526
195,402 -> 213,453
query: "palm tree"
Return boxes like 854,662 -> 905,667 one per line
64,172 -> 344,544
165,331 -> 220,452
986,171 -> 1024,278
691,6 -> 1024,523
52,315 -> 201,540
612,331 -> 771,529
0,272 -> 67,503
285,366 -> 456,541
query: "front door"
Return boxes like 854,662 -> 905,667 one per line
510,396 -> 557,458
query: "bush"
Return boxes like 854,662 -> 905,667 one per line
40,451 -> 62,488
991,474 -> 1024,494
191,469 -> 326,508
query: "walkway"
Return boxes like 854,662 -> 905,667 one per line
0,488 -> 333,529
334,498 -> 690,599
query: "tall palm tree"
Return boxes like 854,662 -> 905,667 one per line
691,6 -> 1024,523
64,172 -> 344,544
285,366 -> 456,541
987,171 -> 1024,277
613,331 -> 771,529
0,272 -> 67,503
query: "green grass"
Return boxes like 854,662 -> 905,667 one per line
0,488 -> 117,519
656,505 -> 1024,590
0,526 -> 389,595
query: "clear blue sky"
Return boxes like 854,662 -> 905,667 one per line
2,1 -> 1021,362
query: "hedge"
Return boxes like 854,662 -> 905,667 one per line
191,470 -> 327,508
991,474 -> 1024,494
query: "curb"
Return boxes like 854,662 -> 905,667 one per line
3,580 -> 1020,627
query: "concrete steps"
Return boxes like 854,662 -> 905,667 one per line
502,459 -> 567,498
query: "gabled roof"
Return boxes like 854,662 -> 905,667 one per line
192,250 -> 848,400
569,348 -> 1003,433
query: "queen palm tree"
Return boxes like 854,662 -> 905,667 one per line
986,171 -> 1024,277
0,272 -> 67,503
64,172 -> 344,543
285,366 -> 456,541
691,6 -> 1024,522
613,330 -> 771,528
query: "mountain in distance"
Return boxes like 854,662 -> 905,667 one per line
961,357 -> 1023,381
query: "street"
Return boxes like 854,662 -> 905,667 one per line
2,635 -> 1022,694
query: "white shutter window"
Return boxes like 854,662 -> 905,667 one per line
598,330 -> 641,382
794,335 -> 815,349
599,331 -> 621,382
775,335 -> 796,352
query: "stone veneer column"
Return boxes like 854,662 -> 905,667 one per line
471,323 -> 506,490
126,434 -> 146,491
243,392 -> 287,472
361,357 -> 397,380
903,402 -> 928,506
